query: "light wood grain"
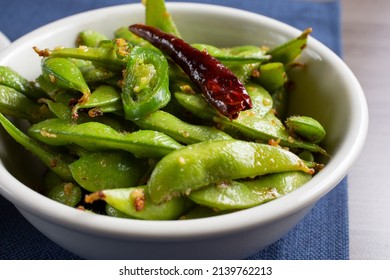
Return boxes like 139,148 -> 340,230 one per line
342,0 -> 390,259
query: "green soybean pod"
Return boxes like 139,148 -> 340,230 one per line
35,39 -> 128,71
191,44 -> 270,63
72,85 -> 122,117
180,206 -> 229,220
134,110 -> 232,144
74,59 -> 117,84
228,63 -> 260,83
41,169 -> 82,207
85,186 -> 193,220
0,66 -> 31,93
41,57 -> 91,104
39,97 -> 129,131
105,204 -> 134,219
174,90 -> 327,155
227,45 -> 271,61
268,28 -> 312,65
35,74 -> 69,101
146,0 -> 181,37
254,62 -> 287,93
270,87 -> 288,119
86,84 -> 122,108
42,169 -> 65,194
253,62 -> 288,117
0,66 -> 44,99
286,115 -> 326,144
28,118 -> 183,158
77,30 -> 109,47
148,139 -> 313,203
189,171 -> 312,210
69,151 -> 148,192
47,182 -> 82,207
298,150 -> 315,162
38,98 -> 72,120
115,26 -> 153,48
191,44 -> 264,82
0,113 -> 73,181
0,85 -> 53,122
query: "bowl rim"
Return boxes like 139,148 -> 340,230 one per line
0,2 -> 368,241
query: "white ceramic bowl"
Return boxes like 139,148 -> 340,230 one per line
0,3 -> 368,259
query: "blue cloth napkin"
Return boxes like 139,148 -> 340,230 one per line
0,0 -> 346,260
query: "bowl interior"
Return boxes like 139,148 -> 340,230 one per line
0,3 -> 367,238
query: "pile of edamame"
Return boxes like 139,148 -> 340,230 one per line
0,0 -> 327,220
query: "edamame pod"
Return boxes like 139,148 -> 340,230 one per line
38,98 -> 72,120
69,151 -> 148,192
115,27 -> 152,48
254,62 -> 288,117
189,171 -> 312,210
270,87 -> 288,119
105,204 -> 134,219
34,39 -> 129,70
148,139 -> 313,203
254,62 -> 287,93
174,90 -> 327,155
39,97 -> 129,131
243,83 -> 274,116
192,44 -> 270,63
298,150 -> 315,162
47,182 -> 82,207
77,30 -> 108,47
0,85 -> 53,122
0,113 -> 73,181
28,118 -> 183,158
0,66 -> 44,99
286,115 -> 326,143
35,74 -> 69,101
268,28 -> 312,65
41,57 -> 91,104
227,62 -> 261,84
146,0 -> 181,37
134,110 -> 232,144
180,206 -> 229,220
42,169 -> 65,195
72,85 -> 122,118
77,63 -> 117,84
85,186 -> 193,220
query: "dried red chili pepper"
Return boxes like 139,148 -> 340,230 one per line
129,24 -> 253,119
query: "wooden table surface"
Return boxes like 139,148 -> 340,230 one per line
342,0 -> 390,259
